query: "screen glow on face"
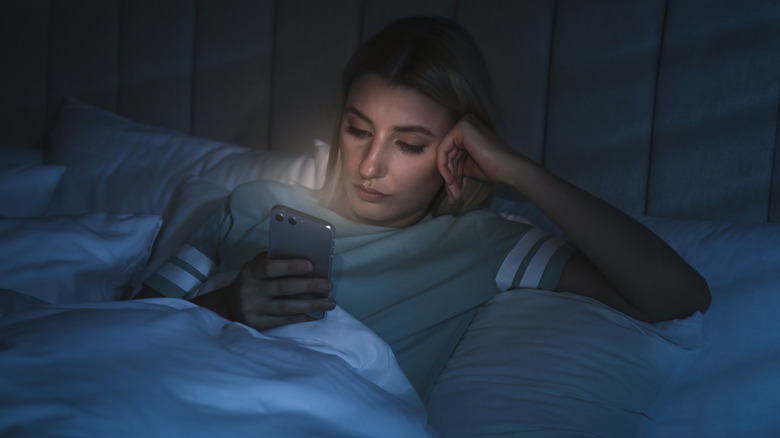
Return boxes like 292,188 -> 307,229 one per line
334,74 -> 453,228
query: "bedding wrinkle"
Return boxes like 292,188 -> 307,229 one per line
0,300 -> 436,437
427,288 -> 705,437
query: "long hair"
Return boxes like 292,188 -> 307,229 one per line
319,16 -> 496,216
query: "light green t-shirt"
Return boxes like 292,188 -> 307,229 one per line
146,180 -> 574,400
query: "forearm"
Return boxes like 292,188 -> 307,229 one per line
191,288 -> 231,319
135,285 -> 232,320
505,155 -> 710,319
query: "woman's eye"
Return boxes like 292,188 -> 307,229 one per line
398,142 -> 425,155
345,126 -> 370,139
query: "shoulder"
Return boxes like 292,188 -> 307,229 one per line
450,208 -> 538,238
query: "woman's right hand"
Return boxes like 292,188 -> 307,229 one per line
220,251 -> 335,331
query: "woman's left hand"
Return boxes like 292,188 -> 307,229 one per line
436,114 -> 521,204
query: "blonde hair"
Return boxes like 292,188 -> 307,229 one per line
320,16 -> 497,217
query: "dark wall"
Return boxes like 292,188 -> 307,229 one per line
1,0 -> 779,223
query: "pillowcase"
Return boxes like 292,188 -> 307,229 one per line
637,216 -> 780,302
200,138 -> 330,191
633,216 -> 780,436
0,213 -> 162,304
428,211 -> 780,437
426,288 -> 703,437
0,164 -> 66,217
44,98 -> 328,218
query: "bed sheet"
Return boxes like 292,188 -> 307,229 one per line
0,293 -> 436,437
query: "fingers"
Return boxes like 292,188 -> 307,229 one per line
243,294 -> 336,316
437,131 -> 465,204
257,275 -> 333,299
247,253 -> 314,280
238,293 -> 336,331
438,114 -> 521,202
227,251 -> 337,331
242,254 -> 332,297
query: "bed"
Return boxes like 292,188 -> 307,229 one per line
1,1 -> 779,437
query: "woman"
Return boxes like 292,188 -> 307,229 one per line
138,16 -> 710,400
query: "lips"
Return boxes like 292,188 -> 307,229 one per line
354,184 -> 388,202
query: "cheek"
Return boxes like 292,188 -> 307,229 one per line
404,157 -> 443,193
338,142 -> 358,174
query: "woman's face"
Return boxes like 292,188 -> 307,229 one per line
333,74 -> 454,228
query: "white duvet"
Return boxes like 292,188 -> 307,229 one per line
0,293 -> 436,437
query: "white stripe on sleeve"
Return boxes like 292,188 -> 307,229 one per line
495,228 -> 546,290
156,262 -> 204,297
175,244 -> 217,279
516,237 -> 566,289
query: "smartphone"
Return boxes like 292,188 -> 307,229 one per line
268,205 -> 335,319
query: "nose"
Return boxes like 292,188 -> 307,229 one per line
358,139 -> 388,180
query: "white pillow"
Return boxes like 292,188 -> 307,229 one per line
633,216 -> 780,436
0,164 -> 66,217
429,212 -> 780,437
637,216 -> 780,301
426,288 -> 703,437
0,213 -> 162,304
200,138 -> 330,191
44,98 -> 328,218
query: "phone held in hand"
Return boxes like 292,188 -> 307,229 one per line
268,205 -> 335,319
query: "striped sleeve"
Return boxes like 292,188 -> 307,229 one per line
143,244 -> 218,299
494,225 -> 576,292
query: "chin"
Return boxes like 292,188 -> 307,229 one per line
351,203 -> 391,225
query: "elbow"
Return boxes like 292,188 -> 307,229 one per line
665,273 -> 711,321
635,274 -> 712,323
666,265 -> 712,320
692,274 -> 712,314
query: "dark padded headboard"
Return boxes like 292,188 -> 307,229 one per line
2,0 -> 779,223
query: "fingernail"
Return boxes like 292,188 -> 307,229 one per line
320,298 -> 336,310
317,280 -> 333,292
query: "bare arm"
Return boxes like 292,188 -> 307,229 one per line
135,284 -> 249,321
437,115 -> 710,322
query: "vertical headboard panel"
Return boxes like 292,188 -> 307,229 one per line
774,128 -> 780,223
458,0 -> 555,164
270,0 -> 361,153
119,0 -> 196,134
544,0 -> 666,218
363,0 -> 455,38
48,0 -> 121,124
648,0 -> 780,223
2,0 -> 49,148
191,0 -> 275,148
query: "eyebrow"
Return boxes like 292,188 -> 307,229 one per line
344,106 -> 436,137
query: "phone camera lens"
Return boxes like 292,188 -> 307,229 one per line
288,217 -> 297,225
274,214 -> 284,222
